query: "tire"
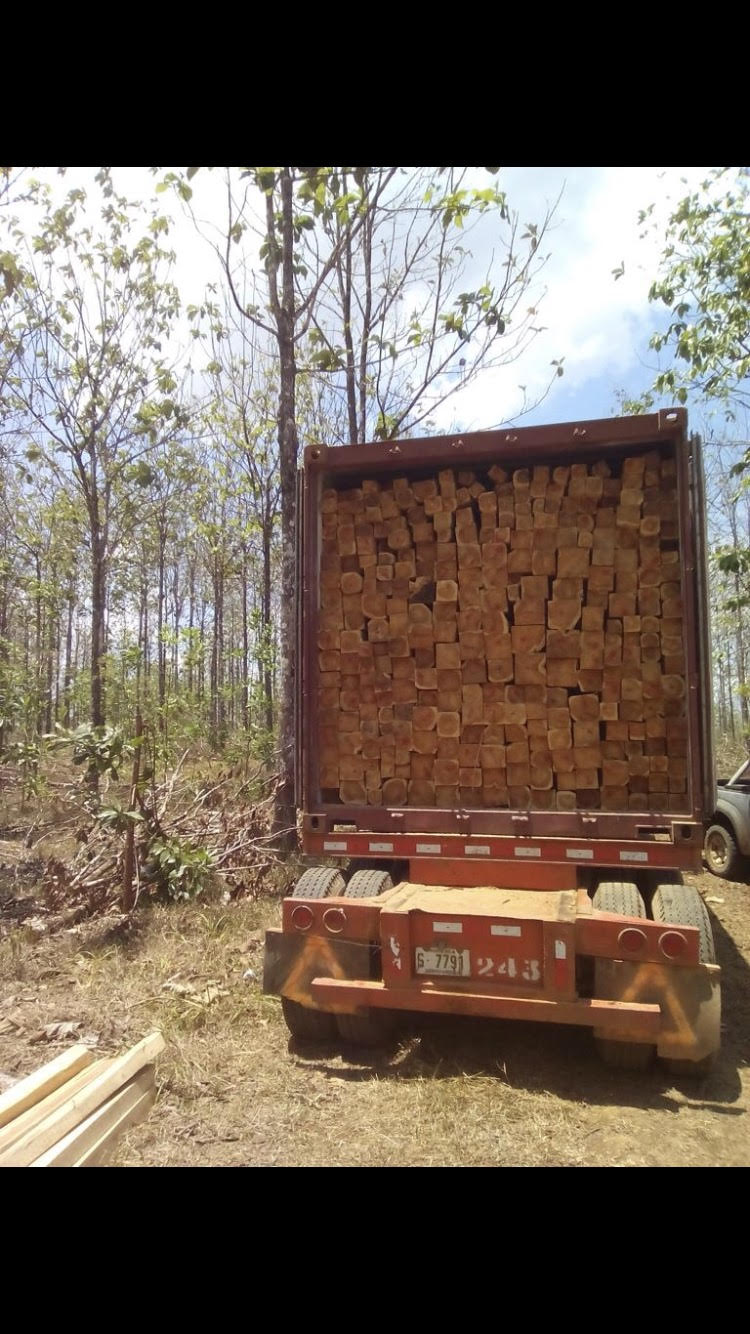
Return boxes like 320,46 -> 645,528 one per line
704,823 -> 743,880
344,869 -> 393,899
652,882 -> 718,1077
593,880 -> 654,1070
280,867 -> 346,1042
281,996 -> 336,1042
592,880 -> 645,919
290,866 -> 346,899
337,870 -> 394,1046
651,882 -> 716,964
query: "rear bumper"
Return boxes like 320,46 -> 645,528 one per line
310,976 -> 663,1034
308,966 -> 721,1059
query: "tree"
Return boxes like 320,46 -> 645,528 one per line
1,178 -> 188,739
623,169 -> 750,754
306,167 -> 555,444
173,166 -> 555,839
202,315 -> 281,743
640,167 -> 750,418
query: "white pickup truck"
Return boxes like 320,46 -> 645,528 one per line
705,759 -> 750,880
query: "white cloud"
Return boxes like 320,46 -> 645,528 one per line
428,165 -> 710,429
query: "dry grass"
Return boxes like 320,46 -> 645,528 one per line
1,867 -> 749,1167
2,750 -> 749,1167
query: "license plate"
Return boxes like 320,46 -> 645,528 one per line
415,948 -> 471,977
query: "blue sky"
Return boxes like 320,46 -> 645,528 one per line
431,166 -> 711,431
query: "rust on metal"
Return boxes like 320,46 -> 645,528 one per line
592,958 -> 720,1060
576,913 -> 701,967
263,928 -> 375,1012
301,828 -> 703,872
309,977 -> 663,1034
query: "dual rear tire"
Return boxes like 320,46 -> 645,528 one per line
593,879 -> 717,1076
280,867 -> 346,1042
593,882 -> 652,1070
281,867 -> 394,1047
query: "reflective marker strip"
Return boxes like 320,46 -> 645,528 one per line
566,848 -> 593,860
555,940 -> 567,960
620,851 -> 648,862
465,844 -> 491,856
324,841 -> 347,852
369,841 -> 394,853
416,843 -> 442,854
491,924 -> 522,937
433,921 -> 462,934
515,847 -> 541,858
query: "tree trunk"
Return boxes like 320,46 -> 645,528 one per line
172,561 -> 181,694
241,544 -> 249,732
157,539 -> 166,722
90,525 -> 107,729
187,561 -> 196,696
45,600 -> 55,735
63,588 -> 74,729
34,553 -> 43,736
211,559 -> 225,750
0,573 -> 9,754
262,511 -> 273,737
734,570 -> 750,749
273,168 -> 299,845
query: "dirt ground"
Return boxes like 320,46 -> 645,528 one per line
1,849 -> 748,1167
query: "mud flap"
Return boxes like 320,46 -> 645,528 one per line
594,959 -> 721,1062
263,929 -> 376,1013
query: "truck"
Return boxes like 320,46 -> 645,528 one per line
263,408 -> 719,1074
704,758 -> 750,881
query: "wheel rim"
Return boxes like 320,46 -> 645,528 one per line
705,830 -> 729,873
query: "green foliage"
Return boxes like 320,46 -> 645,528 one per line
95,802 -> 144,833
46,722 -> 130,780
6,738 -> 45,799
146,834 -> 214,902
0,671 -> 26,736
644,168 -> 750,417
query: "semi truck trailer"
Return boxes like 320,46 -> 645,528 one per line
263,408 -> 719,1073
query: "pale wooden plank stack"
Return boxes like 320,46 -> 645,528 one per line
0,1033 -> 163,1167
318,452 -> 688,812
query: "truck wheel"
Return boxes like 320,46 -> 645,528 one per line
336,870 -> 395,1045
281,996 -> 336,1042
704,823 -> 743,880
593,880 -> 654,1071
651,882 -> 716,964
651,883 -> 718,1078
344,869 -> 393,899
291,866 -> 347,898
280,867 -> 347,1042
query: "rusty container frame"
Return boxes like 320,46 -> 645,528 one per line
298,409 -> 712,870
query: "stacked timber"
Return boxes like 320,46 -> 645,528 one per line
318,451 -> 688,813
0,1033 -> 163,1167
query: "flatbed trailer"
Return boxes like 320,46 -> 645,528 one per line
264,409 -> 719,1072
